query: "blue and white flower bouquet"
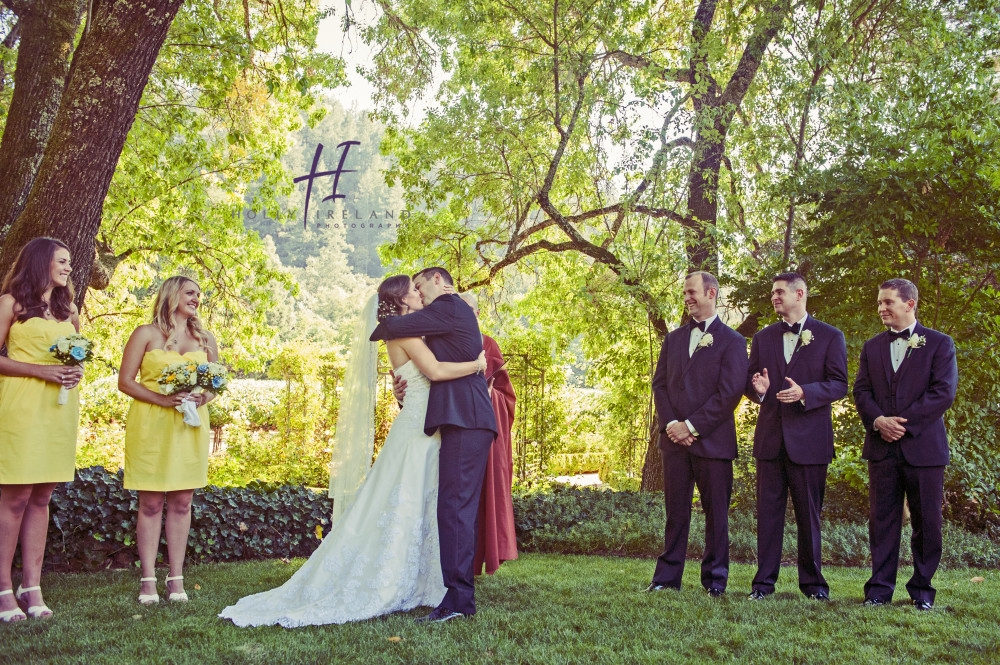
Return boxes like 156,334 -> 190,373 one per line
49,333 -> 95,405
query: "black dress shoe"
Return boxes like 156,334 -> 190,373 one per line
747,590 -> 770,600
863,598 -> 888,607
707,588 -> 725,598
415,606 -> 465,623
645,583 -> 678,592
912,599 -> 933,611
809,591 -> 830,602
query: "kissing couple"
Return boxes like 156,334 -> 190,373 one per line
220,267 -> 498,627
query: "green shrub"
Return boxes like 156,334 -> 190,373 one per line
512,484 -> 1000,568
209,427 -> 331,488
38,468 -> 1000,572
202,379 -> 285,430
45,466 -> 331,571
79,376 -> 130,424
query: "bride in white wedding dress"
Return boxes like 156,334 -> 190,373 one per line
219,276 -> 485,627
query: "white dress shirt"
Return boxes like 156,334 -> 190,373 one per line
889,321 -> 917,372
782,313 -> 809,363
688,314 -> 718,358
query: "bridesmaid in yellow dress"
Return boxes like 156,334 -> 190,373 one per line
0,237 -> 84,622
118,276 -> 218,605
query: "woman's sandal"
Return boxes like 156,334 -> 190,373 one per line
15,586 -> 53,619
138,577 -> 159,605
165,575 -> 188,602
0,589 -> 26,623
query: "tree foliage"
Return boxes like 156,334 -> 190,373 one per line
359,0 -> 1000,498
0,1 -> 344,369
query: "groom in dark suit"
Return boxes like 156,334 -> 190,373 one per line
745,273 -> 848,600
369,267 -> 497,622
648,271 -> 748,596
853,278 -> 957,610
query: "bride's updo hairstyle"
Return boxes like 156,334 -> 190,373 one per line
377,275 -> 411,322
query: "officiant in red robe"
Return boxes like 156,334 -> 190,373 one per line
459,294 -> 518,575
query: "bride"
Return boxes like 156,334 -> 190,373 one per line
219,275 -> 485,627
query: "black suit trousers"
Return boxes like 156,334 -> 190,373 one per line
437,425 -> 494,615
653,444 -> 732,591
865,444 -> 944,603
752,444 -> 829,596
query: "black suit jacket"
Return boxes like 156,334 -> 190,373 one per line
651,317 -> 748,460
852,323 -> 957,466
370,294 -> 497,436
745,316 -> 848,464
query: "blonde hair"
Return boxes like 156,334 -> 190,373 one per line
151,276 -> 209,350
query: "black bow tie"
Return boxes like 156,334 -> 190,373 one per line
691,319 -> 707,332
888,329 -> 911,341
781,321 -> 801,335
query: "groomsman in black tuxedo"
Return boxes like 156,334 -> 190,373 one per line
853,278 -> 957,610
745,273 -> 848,601
647,271 -> 748,596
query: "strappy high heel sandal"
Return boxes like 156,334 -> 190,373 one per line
15,585 -> 52,619
165,575 -> 188,602
0,589 -> 26,623
138,577 -> 159,605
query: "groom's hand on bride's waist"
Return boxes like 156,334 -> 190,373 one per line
392,371 -> 407,406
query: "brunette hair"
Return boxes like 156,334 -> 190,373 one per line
150,276 -> 210,350
881,278 -> 918,305
377,275 -> 411,322
413,266 -> 454,285
0,237 -> 75,322
773,271 -> 808,296
685,270 -> 719,296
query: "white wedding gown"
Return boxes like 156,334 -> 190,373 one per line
218,360 -> 446,627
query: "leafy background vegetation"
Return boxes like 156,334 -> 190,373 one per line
0,0 -> 998,568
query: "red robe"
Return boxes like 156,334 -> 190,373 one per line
473,334 -> 518,574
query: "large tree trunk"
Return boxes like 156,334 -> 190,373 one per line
684,117 -> 726,272
0,0 -> 85,238
0,0 -> 185,306
639,418 -> 662,492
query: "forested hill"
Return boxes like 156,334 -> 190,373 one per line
242,99 -> 407,345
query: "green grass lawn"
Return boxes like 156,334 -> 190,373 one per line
2,554 -> 997,664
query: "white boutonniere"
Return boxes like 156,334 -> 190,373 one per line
907,334 -> 926,350
696,333 -> 714,350
799,329 -> 813,346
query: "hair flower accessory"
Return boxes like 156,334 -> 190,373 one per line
799,329 -> 813,346
697,333 -> 714,350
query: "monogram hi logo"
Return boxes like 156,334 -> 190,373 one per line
293,141 -> 361,229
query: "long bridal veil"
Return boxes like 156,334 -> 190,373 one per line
327,294 -> 378,524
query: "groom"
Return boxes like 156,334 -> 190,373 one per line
369,267 -> 497,622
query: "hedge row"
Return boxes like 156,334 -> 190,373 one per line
46,466 -> 331,570
36,466 -> 1000,572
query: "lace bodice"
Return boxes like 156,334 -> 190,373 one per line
393,359 -> 430,427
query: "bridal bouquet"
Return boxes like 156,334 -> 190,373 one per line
49,333 -> 95,405
194,361 -> 229,395
157,361 -> 201,426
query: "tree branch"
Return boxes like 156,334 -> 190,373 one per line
719,0 -> 791,107
605,49 -> 695,84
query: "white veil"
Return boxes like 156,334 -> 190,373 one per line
328,294 -> 379,524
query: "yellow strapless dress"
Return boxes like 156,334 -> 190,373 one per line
0,318 -> 80,484
123,349 -> 210,491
